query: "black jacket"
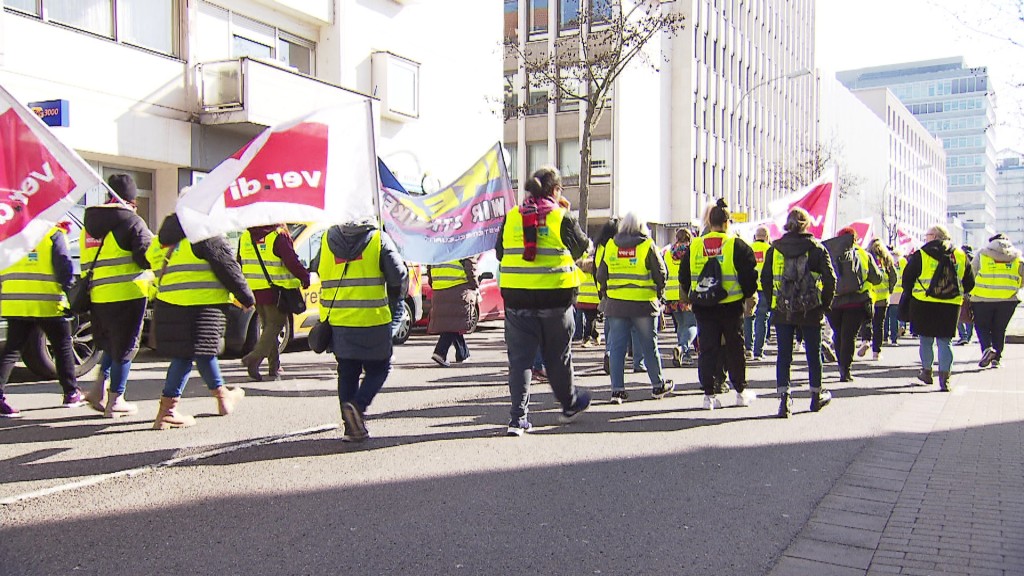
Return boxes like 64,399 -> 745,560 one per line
902,240 -> 976,338
495,208 -> 589,309
679,232 -> 758,319
760,232 -> 836,326
822,233 -> 883,309
84,203 -> 153,270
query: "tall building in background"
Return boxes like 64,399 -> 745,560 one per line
837,57 -> 997,247
503,0 -> 816,238
996,152 -> 1024,248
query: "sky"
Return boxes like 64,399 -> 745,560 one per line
816,0 -> 1024,153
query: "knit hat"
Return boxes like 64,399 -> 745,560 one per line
107,174 -> 138,202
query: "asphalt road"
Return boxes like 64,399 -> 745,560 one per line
0,324 -> 980,575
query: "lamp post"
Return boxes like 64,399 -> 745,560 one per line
730,68 -> 812,218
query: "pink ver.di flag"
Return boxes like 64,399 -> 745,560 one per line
0,84 -> 106,270
176,98 -> 379,241
768,166 -> 839,240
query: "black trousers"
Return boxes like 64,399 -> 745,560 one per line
827,306 -> 869,372
0,317 -> 76,395
695,305 -> 747,395
857,304 -> 888,353
972,300 -> 1018,357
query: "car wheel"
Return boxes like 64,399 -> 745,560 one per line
392,300 -> 413,345
22,313 -> 102,379
277,315 -> 292,354
466,303 -> 480,334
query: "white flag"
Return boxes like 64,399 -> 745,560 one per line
0,84 -> 106,270
176,99 -> 379,241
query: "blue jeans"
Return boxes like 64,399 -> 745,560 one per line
433,332 -> 469,362
99,352 -> 133,395
743,291 -> 771,355
606,315 -> 663,391
919,336 -> 953,372
957,322 -> 973,342
775,323 -> 822,393
504,307 -> 579,421
162,356 -> 223,398
884,304 -> 900,343
335,357 -> 390,412
671,309 -> 698,353
572,306 -> 585,340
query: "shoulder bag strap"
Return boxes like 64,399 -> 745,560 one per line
82,234 -> 107,279
250,233 -> 278,289
157,243 -> 180,287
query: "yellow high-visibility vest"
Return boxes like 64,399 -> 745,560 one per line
972,255 -> 1023,300
751,240 -> 771,292
0,229 -> 65,318
869,255 -> 890,303
689,232 -> 743,304
605,238 -> 657,302
81,230 -> 147,303
499,207 -> 579,290
577,267 -> 600,305
770,249 -> 821,309
430,260 -> 467,291
912,248 -> 967,305
150,240 -> 231,306
239,228 -> 301,291
892,256 -> 907,296
664,246 -> 684,302
318,230 -> 390,327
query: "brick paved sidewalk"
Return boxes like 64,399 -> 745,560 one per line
769,355 -> 1024,576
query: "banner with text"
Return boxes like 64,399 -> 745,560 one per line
176,99 -> 378,241
380,143 -> 515,264
767,166 -> 839,240
0,84 -> 106,270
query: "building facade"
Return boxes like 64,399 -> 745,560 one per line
1,0 -> 502,229
844,87 -> 947,245
837,58 -> 997,247
503,0 -> 817,238
996,153 -> 1024,248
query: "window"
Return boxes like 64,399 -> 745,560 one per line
505,145 -> 518,183
527,142 -> 549,175
527,88 -> 548,115
5,0 -> 179,56
530,0 -> 548,36
504,0 -> 518,40
558,139 -> 580,177
279,34 -> 314,75
591,138 -> 611,180
219,5 -> 316,75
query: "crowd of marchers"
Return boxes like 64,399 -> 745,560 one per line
1,168 -> 1020,441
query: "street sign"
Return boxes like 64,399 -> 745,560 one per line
732,212 -> 749,223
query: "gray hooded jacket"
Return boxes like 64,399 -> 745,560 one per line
971,237 -> 1024,302
596,229 -> 667,318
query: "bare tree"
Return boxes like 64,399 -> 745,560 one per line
768,139 -> 863,200
504,0 -> 685,229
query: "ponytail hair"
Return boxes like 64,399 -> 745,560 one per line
709,198 -> 731,228
523,166 -> 562,198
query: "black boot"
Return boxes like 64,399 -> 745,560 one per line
938,371 -> 951,392
810,388 -> 832,412
777,393 -> 792,419
916,368 -> 933,386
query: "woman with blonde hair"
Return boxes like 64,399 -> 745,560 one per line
857,239 -> 898,360
902,224 -> 975,391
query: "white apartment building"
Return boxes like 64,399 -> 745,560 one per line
503,0 -> 816,238
0,0 -> 502,229
996,152 -> 1024,248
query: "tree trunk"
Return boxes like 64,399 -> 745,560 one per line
578,110 -> 595,233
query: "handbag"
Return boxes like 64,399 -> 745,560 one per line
147,243 -> 180,350
68,235 -> 106,314
251,234 -> 307,315
309,260 -> 344,354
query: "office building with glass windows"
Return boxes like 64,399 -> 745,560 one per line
837,57 -> 997,247
1,0 -> 502,228
996,153 -> 1024,248
503,0 -> 816,238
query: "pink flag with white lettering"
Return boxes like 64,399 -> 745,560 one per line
768,166 -> 839,240
176,98 -> 378,241
0,84 -> 106,270
845,218 -> 873,248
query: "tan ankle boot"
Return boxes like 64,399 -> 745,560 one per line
211,386 -> 245,415
84,376 -> 107,413
152,396 -> 196,430
104,393 -> 138,418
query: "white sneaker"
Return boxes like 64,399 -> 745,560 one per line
872,351 -> 882,361
702,395 -> 721,410
857,342 -> 870,357
736,390 -> 756,407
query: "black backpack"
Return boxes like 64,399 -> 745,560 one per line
925,251 -> 961,300
833,246 -> 865,297
776,252 -> 821,315
691,256 -> 728,306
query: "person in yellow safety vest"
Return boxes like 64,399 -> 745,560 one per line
315,217 -> 407,442
597,211 -> 674,404
823,227 -> 883,383
0,224 -> 84,418
744,225 -> 773,361
969,233 -> 1024,368
148,214 -> 254,430
80,174 -> 154,418
574,244 -> 601,347
759,207 -> 837,417
855,239 -> 898,361
885,251 -> 908,344
428,257 -> 478,367
238,224 -> 311,382
664,228 -> 698,367
680,199 -> 759,410
496,166 -> 591,436
902,224 -> 975,391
